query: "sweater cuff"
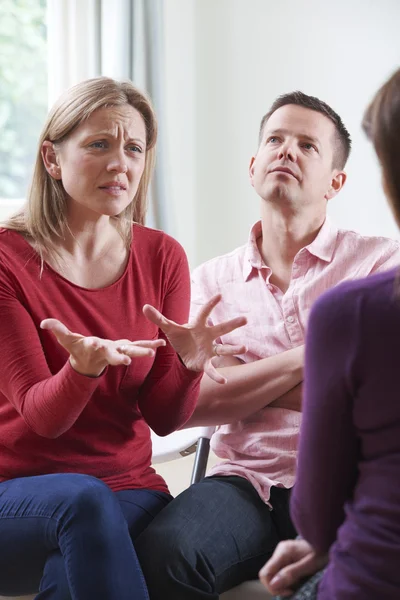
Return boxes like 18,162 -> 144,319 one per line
175,353 -> 204,381
61,360 -> 108,390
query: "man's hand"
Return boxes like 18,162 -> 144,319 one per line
259,539 -> 327,597
269,383 -> 303,411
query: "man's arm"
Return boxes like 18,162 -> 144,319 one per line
269,383 -> 303,412
183,345 -> 304,427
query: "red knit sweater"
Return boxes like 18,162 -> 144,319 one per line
0,225 -> 201,493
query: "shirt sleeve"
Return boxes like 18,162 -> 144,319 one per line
0,258 -> 101,439
290,282 -> 360,554
137,241 -> 202,436
189,263 -> 215,322
369,240 -> 400,274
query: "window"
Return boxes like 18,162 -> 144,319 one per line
0,0 -> 47,216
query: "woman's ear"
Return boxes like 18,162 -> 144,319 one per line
41,141 -> 62,179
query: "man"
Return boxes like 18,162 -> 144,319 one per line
136,92 -> 400,598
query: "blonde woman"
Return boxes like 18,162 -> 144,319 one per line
0,77 -> 246,600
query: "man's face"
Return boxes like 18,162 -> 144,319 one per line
249,104 -> 345,210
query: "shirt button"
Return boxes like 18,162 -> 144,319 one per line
286,316 -> 295,323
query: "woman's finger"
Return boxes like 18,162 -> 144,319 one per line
272,551 -> 327,593
116,340 -> 165,356
259,540 -> 302,584
115,338 -> 165,349
131,339 -> 166,348
212,316 -> 247,338
40,318 -> 82,346
116,345 -> 156,359
279,554 -> 319,584
40,318 -> 70,336
260,543 -> 320,595
204,361 -> 227,385
105,347 -> 132,366
260,568 -> 294,596
268,557 -> 312,594
214,344 -> 247,356
142,304 -> 177,331
105,343 -> 156,364
116,339 -> 165,352
194,294 -> 222,326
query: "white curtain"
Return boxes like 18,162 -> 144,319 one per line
46,0 -> 172,232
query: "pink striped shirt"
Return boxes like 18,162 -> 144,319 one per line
190,218 -> 400,504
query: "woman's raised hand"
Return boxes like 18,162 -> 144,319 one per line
141,295 -> 247,384
40,318 -> 166,377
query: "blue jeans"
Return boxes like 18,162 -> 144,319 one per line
136,475 -> 297,599
0,473 -> 171,599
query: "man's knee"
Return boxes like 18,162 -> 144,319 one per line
137,518 -> 212,600
136,515 -> 192,573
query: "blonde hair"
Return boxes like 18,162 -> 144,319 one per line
1,76 -> 157,257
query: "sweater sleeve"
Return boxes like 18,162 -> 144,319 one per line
137,242 -> 202,436
290,283 -> 360,554
0,259 -> 102,438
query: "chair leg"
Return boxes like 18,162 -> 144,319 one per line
190,437 -> 211,484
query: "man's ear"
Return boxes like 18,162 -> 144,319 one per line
325,171 -> 347,200
41,141 -> 62,180
249,155 -> 256,187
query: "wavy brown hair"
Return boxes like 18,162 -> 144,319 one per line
0,77 -> 157,258
363,68 -> 400,227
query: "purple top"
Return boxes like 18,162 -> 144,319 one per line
291,268 -> 400,599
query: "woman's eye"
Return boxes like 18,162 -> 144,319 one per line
89,141 -> 107,149
127,145 -> 143,153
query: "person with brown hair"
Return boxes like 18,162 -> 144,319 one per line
136,90 -> 400,599
0,76 -> 246,599
259,68 -> 400,599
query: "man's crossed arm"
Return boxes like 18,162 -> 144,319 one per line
184,346 -> 304,427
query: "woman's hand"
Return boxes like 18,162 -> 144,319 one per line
259,539 -> 328,597
142,294 -> 247,384
40,318 -> 166,377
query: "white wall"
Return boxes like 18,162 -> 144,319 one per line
163,0 -> 197,264
164,0 -> 400,267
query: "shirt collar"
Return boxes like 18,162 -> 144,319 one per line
304,216 -> 338,263
243,221 -> 266,281
242,216 -> 338,281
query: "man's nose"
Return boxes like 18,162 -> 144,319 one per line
278,143 -> 296,162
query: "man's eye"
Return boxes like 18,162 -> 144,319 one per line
303,143 -> 316,151
267,137 -> 279,143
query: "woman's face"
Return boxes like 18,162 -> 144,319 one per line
44,104 -> 147,219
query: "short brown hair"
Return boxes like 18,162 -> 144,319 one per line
258,91 -> 352,169
362,68 -> 400,226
